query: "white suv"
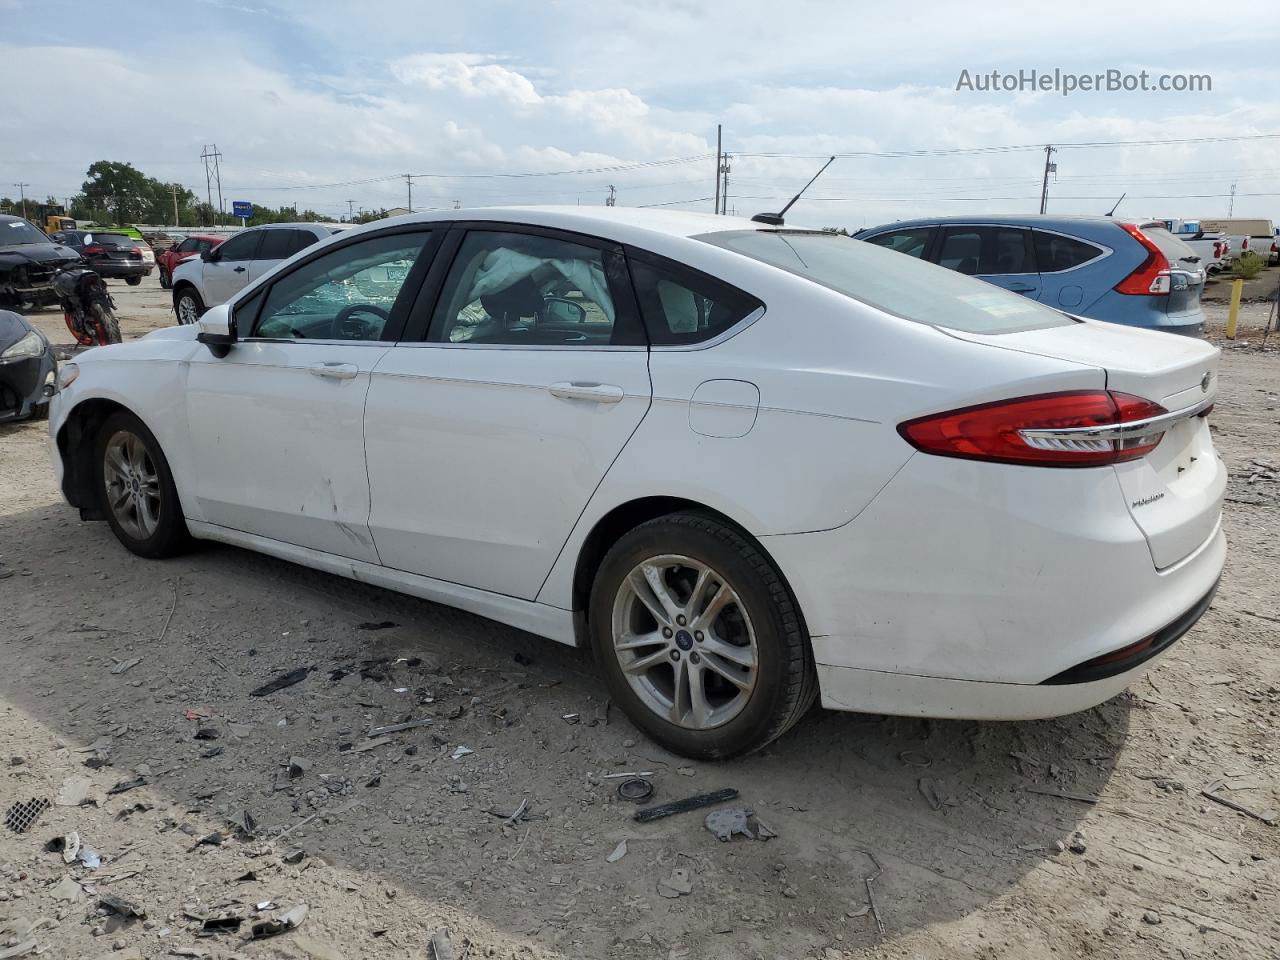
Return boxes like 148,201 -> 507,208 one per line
171,222 -> 350,324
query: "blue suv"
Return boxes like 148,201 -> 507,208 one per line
855,215 -> 1206,334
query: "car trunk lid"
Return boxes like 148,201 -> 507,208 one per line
947,320 -> 1223,568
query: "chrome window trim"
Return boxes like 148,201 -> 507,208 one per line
1018,395 -> 1213,443
380,341 -> 647,353
238,338 -> 395,347
648,305 -> 767,352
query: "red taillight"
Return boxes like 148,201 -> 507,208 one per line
1213,241 -> 1222,258
1241,237 -> 1249,252
1114,223 -> 1171,295
83,245 -> 104,255
898,390 -> 1169,468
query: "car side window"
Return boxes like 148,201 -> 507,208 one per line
215,231 -> 261,262
428,231 -> 625,346
176,238 -> 197,253
865,227 -> 934,259
252,230 -> 431,342
937,229 -> 983,274
938,226 -> 1033,275
257,228 -> 295,261
628,253 -> 763,346
196,239 -> 215,255
1033,231 -> 1103,272
289,230 -> 319,256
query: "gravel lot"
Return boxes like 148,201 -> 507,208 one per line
1,276 -> 1277,960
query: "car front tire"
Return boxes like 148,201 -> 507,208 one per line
125,276 -> 142,286
175,288 -> 205,325
589,512 -> 817,760
94,410 -> 190,558
158,267 -> 171,290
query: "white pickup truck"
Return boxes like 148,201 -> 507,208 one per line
1154,219 -> 1231,274
1199,217 -> 1278,266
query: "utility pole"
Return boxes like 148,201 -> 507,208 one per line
606,184 -> 616,207
170,184 -> 180,226
1228,181 -> 1237,216
13,182 -> 29,218
719,154 -> 732,215
345,199 -> 356,221
404,174 -> 414,213
1038,145 -> 1056,214
714,124 -> 722,215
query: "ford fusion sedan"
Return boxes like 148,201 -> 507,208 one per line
857,215 -> 1206,335
48,207 -> 1225,759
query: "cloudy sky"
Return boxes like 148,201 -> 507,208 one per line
3,0 -> 1279,229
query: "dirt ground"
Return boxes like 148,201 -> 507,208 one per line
1,277 -> 1277,960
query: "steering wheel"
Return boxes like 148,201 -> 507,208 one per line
331,303 -> 390,340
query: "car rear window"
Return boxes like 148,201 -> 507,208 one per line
91,234 -> 133,246
1137,224 -> 1201,268
698,230 -> 1074,334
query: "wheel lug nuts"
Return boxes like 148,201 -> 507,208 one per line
676,615 -> 687,626
669,650 -> 680,661
662,627 -> 673,639
690,652 -> 701,664
694,631 -> 703,642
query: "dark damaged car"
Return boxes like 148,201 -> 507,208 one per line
0,309 -> 56,422
0,214 -> 82,312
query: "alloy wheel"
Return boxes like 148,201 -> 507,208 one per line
102,430 -> 162,540
610,554 -> 758,730
177,295 -> 199,325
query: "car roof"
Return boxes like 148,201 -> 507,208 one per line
373,205 -> 777,243
860,214 -> 1140,233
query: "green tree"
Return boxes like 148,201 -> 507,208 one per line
76,161 -> 155,225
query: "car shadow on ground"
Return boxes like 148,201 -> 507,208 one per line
0,500 -> 1130,957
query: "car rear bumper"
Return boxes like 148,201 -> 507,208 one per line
763,451 -> 1226,717
91,260 -> 151,278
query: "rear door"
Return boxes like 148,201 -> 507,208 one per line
202,229 -> 261,305
364,223 -> 652,599
935,225 -> 1042,299
1032,229 -> 1109,310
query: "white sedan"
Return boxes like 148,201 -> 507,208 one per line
48,207 -> 1226,759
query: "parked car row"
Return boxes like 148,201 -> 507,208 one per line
156,234 -> 224,289
856,215 -> 1208,335
50,229 -> 155,285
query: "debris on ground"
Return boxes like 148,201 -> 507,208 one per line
1201,779 -> 1278,825
4,797 -> 49,832
429,926 -> 456,960
250,666 -> 310,697
367,719 -> 432,736
634,788 -> 738,822
704,807 -> 777,841
898,750 -> 932,767
356,621 -> 397,630
606,840 -> 628,862
110,656 -> 142,675
1025,786 -> 1099,804
450,745 -> 474,760
55,776 -> 93,806
98,893 -> 146,919
615,777 -> 654,802
247,903 -> 308,940
656,868 -> 693,898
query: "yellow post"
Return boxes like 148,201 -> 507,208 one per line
1226,278 -> 1243,339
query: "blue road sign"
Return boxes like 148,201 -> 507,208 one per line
231,201 -> 253,219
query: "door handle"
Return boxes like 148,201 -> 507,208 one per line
1007,284 -> 1036,293
309,362 -> 359,380
233,266 -> 246,273
548,381 -> 625,403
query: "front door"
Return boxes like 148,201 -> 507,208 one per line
202,229 -> 262,305
364,225 -> 652,599
185,228 -> 437,562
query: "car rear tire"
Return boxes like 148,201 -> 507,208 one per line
158,267 -> 171,290
175,288 -> 204,325
94,410 -> 191,559
125,276 -> 142,286
589,512 -> 817,760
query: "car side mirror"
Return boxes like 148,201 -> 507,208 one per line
544,297 -> 587,325
196,304 -> 236,357
201,248 -> 216,262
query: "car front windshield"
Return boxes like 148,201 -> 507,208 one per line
698,229 -> 1074,334
2,220 -> 51,245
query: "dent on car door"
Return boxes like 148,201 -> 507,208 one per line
184,228 -> 438,560
937,225 -> 1042,299
364,225 -> 653,600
